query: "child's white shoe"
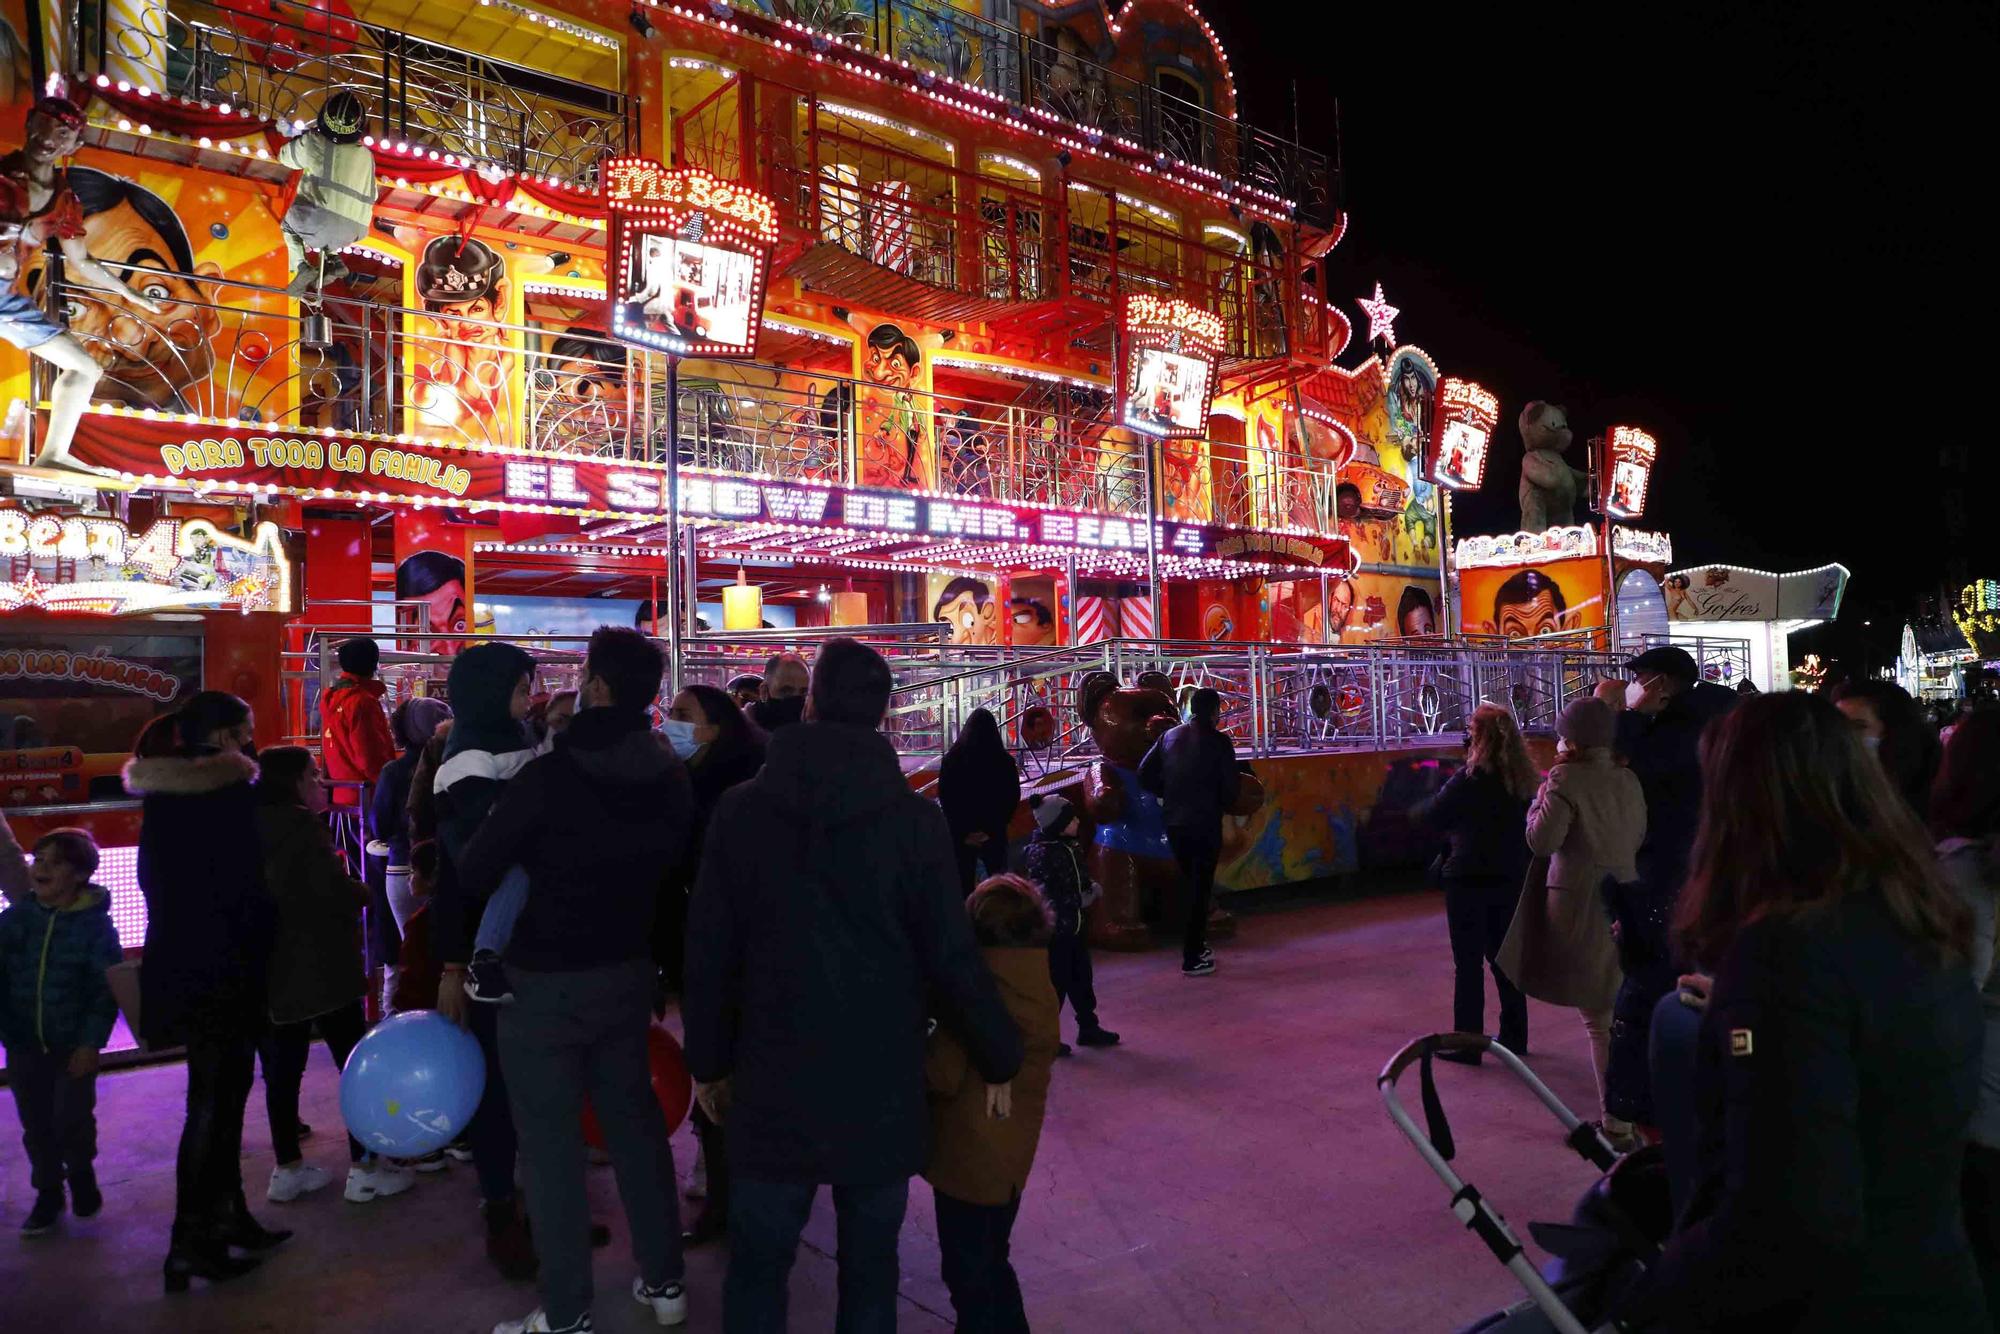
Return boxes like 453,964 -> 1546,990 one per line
267,1162 -> 331,1202
633,1277 -> 690,1326
345,1158 -> 417,1202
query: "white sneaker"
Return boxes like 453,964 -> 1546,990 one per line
266,1162 -> 331,1202
345,1158 -> 417,1202
633,1277 -> 690,1327
493,1310 -> 593,1334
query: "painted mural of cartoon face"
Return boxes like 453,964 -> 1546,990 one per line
1009,596 -> 1056,647
841,308 -> 947,491
934,576 -> 1001,646
1488,568 -> 1569,639
415,235 -> 511,436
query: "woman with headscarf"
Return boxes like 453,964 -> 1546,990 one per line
122,691 -> 287,1290
938,708 -> 1021,895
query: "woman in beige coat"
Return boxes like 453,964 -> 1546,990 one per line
1499,697 -> 1646,1140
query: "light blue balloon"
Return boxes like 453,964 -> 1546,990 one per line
339,1011 -> 485,1158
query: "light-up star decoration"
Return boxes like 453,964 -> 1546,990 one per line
1357,282 -> 1400,347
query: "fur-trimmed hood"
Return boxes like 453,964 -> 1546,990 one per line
123,750 -> 259,797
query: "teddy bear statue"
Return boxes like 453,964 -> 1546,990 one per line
1075,672 -> 1236,950
1517,401 -> 1589,532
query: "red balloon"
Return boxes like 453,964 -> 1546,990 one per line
582,1026 -> 694,1149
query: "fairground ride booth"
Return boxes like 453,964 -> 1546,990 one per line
0,494 -> 290,976
1661,562 -> 1850,692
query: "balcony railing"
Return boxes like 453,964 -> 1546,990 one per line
74,0 -> 628,187
727,0 -> 1334,224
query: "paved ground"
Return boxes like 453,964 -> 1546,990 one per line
0,891 -> 1610,1332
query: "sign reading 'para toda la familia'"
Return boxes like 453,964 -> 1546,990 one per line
65,414 -> 1349,571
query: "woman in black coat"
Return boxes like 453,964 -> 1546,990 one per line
937,708 -> 1021,895
662,682 -> 765,1245
1618,692 -> 1986,1333
1411,704 -> 1537,1062
122,692 -> 289,1290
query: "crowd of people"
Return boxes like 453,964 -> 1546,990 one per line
2,628 -> 1997,1331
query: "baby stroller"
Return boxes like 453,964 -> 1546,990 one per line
1380,1033 -> 1672,1334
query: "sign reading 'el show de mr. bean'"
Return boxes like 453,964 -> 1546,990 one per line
67,415 -> 1349,571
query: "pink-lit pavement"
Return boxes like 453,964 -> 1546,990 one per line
1,893 -> 1611,1332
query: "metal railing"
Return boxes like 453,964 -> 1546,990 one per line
722,0 -> 1335,224
75,0 -> 628,187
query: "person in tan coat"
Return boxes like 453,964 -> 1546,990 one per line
1499,697 -> 1646,1142
925,874 -> 1061,1333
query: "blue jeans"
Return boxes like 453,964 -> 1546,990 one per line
726,1178 -> 908,1334
473,866 -> 530,956
1649,989 -> 1704,1222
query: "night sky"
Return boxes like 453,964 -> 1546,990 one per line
1215,3 -> 1994,672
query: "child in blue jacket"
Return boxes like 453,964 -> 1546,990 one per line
0,828 -> 123,1235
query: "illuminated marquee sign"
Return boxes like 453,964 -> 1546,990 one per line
0,506 -> 291,615
66,415 -> 1349,570
604,159 -> 777,359
1119,295 -> 1224,438
1602,425 -> 1658,520
1427,377 -> 1498,490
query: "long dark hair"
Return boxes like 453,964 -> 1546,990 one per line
1932,709 -> 2000,842
1833,679 -> 1942,818
133,691 -> 251,757
255,746 -> 315,806
948,707 -> 1008,763
679,683 -> 762,759
1675,691 -> 1969,969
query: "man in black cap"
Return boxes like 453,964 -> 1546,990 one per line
1605,644 -> 1738,1127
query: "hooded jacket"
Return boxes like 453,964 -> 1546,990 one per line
684,720 -> 1023,1185
430,643 -> 536,965
0,884 -> 121,1053
319,672 -> 397,803
259,802 -> 368,1025
937,715 -> 1021,844
1138,718 -> 1241,835
460,706 -> 693,973
1615,679 -> 1738,898
123,750 -> 271,1046
924,946 -> 1060,1206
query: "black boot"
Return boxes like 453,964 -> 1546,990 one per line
219,1195 -> 292,1252
69,1165 -> 103,1219
164,1219 -> 261,1293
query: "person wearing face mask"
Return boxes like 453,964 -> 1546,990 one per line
249,748 -> 409,1207
746,652 -> 810,733
1605,646 -> 1738,1133
123,692 -> 288,1290
660,684 -> 765,1247
1831,679 -> 1941,820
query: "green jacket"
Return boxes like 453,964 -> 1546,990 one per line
0,886 -> 123,1054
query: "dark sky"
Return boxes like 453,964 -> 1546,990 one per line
1213,3 -> 1995,670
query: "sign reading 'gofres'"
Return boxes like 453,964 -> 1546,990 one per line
68,415 -> 1348,570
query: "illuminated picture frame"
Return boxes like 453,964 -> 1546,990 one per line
1602,424 -> 1658,520
1118,295 -> 1225,439
604,160 -> 778,360
1428,377 -> 1498,490
0,507 -> 292,616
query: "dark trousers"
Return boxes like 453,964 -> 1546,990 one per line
1441,875 -> 1527,1050
257,1000 -> 368,1164
1166,826 -> 1221,966
6,1044 -> 98,1196
499,960 -> 683,1326
466,988 -> 518,1206
1048,923 -> 1098,1030
955,836 -> 1008,897
691,1103 -> 731,1220
727,1177 -> 908,1334
933,1188 -> 1029,1333
1965,1142 -> 2000,1321
1648,990 -> 1704,1221
173,1007 -> 258,1243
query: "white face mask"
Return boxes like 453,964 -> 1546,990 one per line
1861,734 -> 1882,753
1625,678 -> 1652,711
661,717 -> 702,760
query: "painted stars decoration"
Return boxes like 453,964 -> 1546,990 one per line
1357,282 -> 1400,348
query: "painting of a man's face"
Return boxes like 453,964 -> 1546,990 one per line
59,188 -> 223,409
866,340 -> 915,388
1495,588 -> 1563,638
1327,579 -> 1355,629
1010,597 -> 1056,647
935,580 -> 999,645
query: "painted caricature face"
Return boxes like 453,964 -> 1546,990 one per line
865,342 -> 915,388
937,589 -> 999,644
1496,590 -> 1563,638
1327,580 -> 1356,628
1402,604 -> 1435,636
1336,489 -> 1361,522
1010,598 -> 1057,647
417,579 -> 467,655
61,201 -> 223,408
25,110 -> 81,163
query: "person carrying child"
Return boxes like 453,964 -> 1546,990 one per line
253,747 -> 415,1206
924,873 -> 1062,1332
1021,795 -> 1117,1055
0,828 -> 122,1235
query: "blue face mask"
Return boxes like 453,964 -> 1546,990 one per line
661,717 -> 702,760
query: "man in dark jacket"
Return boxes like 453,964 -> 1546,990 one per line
684,637 -> 1022,1334
1608,644 -> 1738,1123
462,628 -> 695,1334
1139,687 -> 1240,977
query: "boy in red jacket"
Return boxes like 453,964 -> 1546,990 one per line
320,638 -> 397,806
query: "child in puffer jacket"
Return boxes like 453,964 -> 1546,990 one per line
0,828 -> 122,1235
1021,795 -> 1117,1054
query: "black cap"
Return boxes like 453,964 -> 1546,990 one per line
417,235 -> 504,306
1625,645 -> 1698,683
336,637 -> 380,676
